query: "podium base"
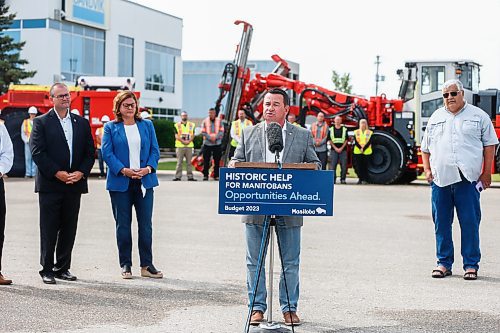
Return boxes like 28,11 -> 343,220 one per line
249,322 -> 291,332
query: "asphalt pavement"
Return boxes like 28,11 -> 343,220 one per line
1,172 -> 499,333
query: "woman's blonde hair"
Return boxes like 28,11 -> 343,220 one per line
112,90 -> 141,122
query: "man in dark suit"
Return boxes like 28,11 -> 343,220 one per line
30,83 -> 95,284
229,89 -> 320,326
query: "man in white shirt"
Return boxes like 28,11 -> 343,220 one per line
421,79 -> 498,281
0,117 -> 14,285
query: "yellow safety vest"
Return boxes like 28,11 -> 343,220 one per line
96,127 -> 104,148
330,126 -> 347,145
353,129 -> 373,155
175,121 -> 195,148
23,119 -> 33,140
231,119 -> 252,147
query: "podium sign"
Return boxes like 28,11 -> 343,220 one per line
218,167 -> 334,216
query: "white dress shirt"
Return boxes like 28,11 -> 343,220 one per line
124,123 -> 141,170
421,102 -> 498,187
0,123 -> 14,175
264,121 -> 287,163
56,109 -> 73,166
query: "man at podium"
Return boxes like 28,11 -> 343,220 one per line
228,89 -> 320,326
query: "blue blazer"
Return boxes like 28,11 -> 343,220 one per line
102,119 -> 160,192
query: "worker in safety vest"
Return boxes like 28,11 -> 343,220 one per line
311,112 -> 329,170
328,116 -> 348,184
173,111 -> 197,181
95,115 -> 110,178
201,108 -> 224,181
287,113 -> 301,127
353,119 -> 373,184
229,110 -> 252,159
20,106 -> 38,178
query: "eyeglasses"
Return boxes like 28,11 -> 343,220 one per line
442,91 -> 461,98
53,93 -> 70,99
121,103 -> 136,109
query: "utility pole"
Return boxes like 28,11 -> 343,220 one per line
375,55 -> 385,96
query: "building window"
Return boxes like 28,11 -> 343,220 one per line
145,42 -> 180,93
148,107 -> 179,120
118,35 -> 134,77
421,66 -> 445,95
60,21 -> 105,83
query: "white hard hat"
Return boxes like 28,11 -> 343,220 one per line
101,115 -> 110,122
71,109 -> 80,115
141,111 -> 152,119
28,106 -> 38,114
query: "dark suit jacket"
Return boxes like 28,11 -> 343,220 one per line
30,109 -> 95,193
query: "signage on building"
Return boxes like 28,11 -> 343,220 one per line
64,0 -> 109,29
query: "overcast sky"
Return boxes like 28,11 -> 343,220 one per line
133,0 -> 500,99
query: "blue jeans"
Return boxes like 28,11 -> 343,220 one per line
431,178 -> 481,271
109,180 -> 154,268
25,143 -> 37,177
246,222 -> 301,313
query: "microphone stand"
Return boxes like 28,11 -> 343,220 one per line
246,150 -> 293,333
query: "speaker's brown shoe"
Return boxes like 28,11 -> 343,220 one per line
141,265 -> 163,278
250,310 -> 264,325
283,312 -> 301,326
0,273 -> 13,285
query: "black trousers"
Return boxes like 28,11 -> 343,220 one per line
316,151 -> 328,170
39,192 -> 82,275
203,145 -> 222,178
354,154 -> 369,182
0,178 -> 5,272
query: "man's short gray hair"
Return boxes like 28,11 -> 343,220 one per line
442,79 -> 464,91
49,82 -> 68,96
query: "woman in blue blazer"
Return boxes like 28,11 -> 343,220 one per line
102,91 -> 162,279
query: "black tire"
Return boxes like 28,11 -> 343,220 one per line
396,170 -> 418,184
360,131 -> 407,184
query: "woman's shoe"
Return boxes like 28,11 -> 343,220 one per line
141,265 -> 163,278
121,265 -> 132,279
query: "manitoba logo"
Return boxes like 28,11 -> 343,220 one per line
315,207 -> 326,214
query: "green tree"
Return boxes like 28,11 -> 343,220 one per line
331,70 -> 352,94
0,0 -> 36,93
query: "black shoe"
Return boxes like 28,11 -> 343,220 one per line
203,177 -> 208,181
341,180 -> 347,184
55,271 -> 77,281
41,273 -> 56,284
187,178 -> 197,181
172,178 -> 181,181
357,180 -> 362,184
213,177 -> 219,181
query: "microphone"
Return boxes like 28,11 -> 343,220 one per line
267,122 -> 283,165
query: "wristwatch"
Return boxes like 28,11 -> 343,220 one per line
146,166 -> 152,174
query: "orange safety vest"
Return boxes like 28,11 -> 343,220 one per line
23,119 -> 33,140
311,122 -> 328,140
96,127 -> 104,148
202,117 -> 222,136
